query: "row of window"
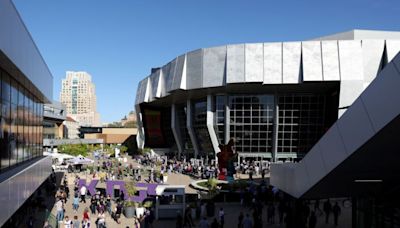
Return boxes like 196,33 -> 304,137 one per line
0,68 -> 44,172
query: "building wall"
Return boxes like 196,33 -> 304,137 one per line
0,0 -> 53,226
63,119 -> 80,139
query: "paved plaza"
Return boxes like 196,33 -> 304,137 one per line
41,155 -> 352,228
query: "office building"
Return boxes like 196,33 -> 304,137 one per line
60,71 -> 100,126
0,0 -> 53,226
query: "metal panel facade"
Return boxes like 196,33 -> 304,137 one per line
245,43 -> 263,82
203,46 -> 226,87
282,42 -> 301,83
264,42 -> 282,84
186,49 -> 203,90
321,41 -> 340,81
227,44 -> 245,83
302,41 -> 323,81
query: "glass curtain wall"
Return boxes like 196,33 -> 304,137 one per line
0,68 -> 43,173
277,94 -> 326,157
215,96 -> 225,144
229,95 -> 274,155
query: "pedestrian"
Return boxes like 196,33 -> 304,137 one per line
176,211 -> 183,228
55,198 -> 64,222
266,202 -> 274,224
238,211 -> 244,228
211,218 -> 219,228
72,193 -> 79,213
242,214 -> 253,228
80,185 -> 87,203
333,202 -> 341,226
63,216 -> 73,228
83,207 -> 90,222
72,215 -> 80,228
218,208 -> 225,228
323,199 -> 332,224
90,195 -> 97,214
309,211 -> 317,228
199,217 -> 209,228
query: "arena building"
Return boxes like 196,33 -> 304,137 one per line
135,30 -> 400,164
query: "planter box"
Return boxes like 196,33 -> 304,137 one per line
124,206 -> 135,218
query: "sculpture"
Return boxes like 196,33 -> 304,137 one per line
217,139 -> 237,182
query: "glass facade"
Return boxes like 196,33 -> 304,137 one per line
0,68 -> 43,172
229,95 -> 275,155
277,94 -> 327,156
215,95 -> 225,144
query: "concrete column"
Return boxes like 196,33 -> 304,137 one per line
171,104 -> 183,158
135,104 -> 145,149
271,95 -> 279,162
224,95 -> 230,145
206,95 -> 220,157
186,100 -> 200,158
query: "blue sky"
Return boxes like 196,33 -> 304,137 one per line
13,0 -> 400,123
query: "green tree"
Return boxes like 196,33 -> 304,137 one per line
58,144 -> 88,157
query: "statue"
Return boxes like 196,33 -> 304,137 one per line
217,139 -> 237,182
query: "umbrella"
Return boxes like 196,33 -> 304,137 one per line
67,155 -> 94,165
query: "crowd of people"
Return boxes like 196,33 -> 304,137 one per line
46,151 -> 347,228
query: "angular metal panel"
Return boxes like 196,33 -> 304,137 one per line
321,41 -> 340,81
245,43 -> 263,82
303,144 -> 327,189
318,124 -> 348,171
386,40 -> 400,62
227,44 -> 245,83
302,41 -> 323,81
161,63 -> 171,96
150,71 -> 159,101
282,42 -> 301,83
338,40 -> 364,80
166,59 -> 177,93
186,49 -> 203,90
263,42 -> 282,84
362,40 -> 385,83
172,54 -> 185,91
361,63 -> 400,132
337,99 -> 375,154
203,46 -> 226,87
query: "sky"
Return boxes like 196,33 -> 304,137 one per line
13,0 -> 400,123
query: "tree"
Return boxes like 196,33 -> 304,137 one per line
123,120 -> 137,128
58,144 -> 88,157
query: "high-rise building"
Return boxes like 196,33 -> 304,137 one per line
60,71 -> 100,126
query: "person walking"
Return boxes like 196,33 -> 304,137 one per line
218,208 -> 225,228
308,211 -> 317,228
72,193 -> 79,213
63,216 -> 73,228
72,216 -> 80,228
323,199 -> 332,224
199,217 -> 209,228
333,202 -> 341,226
80,185 -> 87,203
238,211 -> 244,228
242,214 -> 253,228
55,198 -> 64,222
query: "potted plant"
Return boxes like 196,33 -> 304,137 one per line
206,178 -> 219,216
123,181 -> 137,218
